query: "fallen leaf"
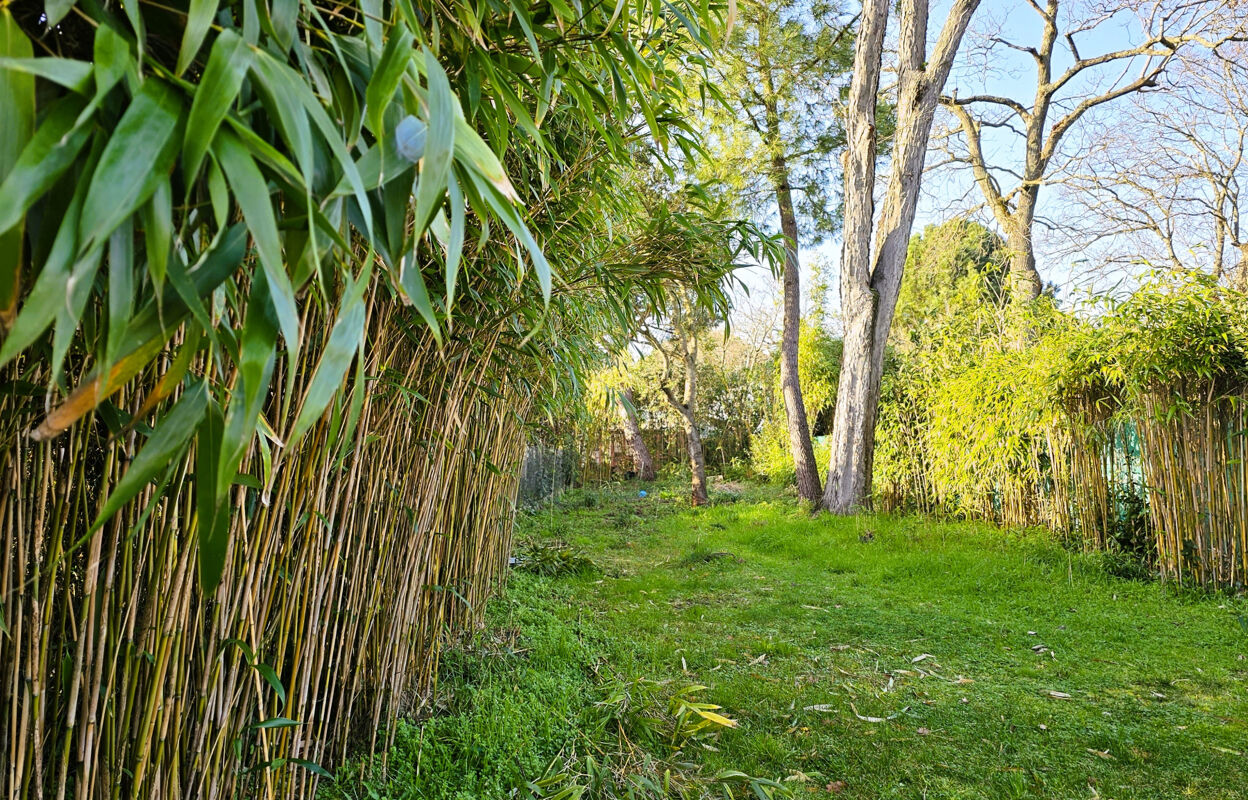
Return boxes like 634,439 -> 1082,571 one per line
912,653 -> 936,663
1086,748 -> 1115,760
827,781 -> 847,793
1046,690 -> 1072,699
917,727 -> 931,735
850,703 -> 909,723
803,704 -> 837,712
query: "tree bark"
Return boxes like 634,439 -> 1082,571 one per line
1005,221 -> 1042,301
822,0 -> 981,513
673,403 -> 709,506
774,160 -> 823,502
617,387 -> 657,481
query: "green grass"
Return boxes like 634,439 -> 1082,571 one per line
327,481 -> 1248,799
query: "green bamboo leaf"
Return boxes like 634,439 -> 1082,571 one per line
469,172 -> 551,302
247,49 -> 371,240
0,8 -> 35,323
0,57 -> 93,94
287,264 -> 370,449
91,381 -> 210,532
104,216 -> 134,366
255,663 -> 287,706
197,397 -> 232,594
140,178 -> 172,293
92,23 -> 130,99
445,173 -> 464,309
184,29 -> 251,183
121,0 -> 146,62
218,268 -> 277,502
50,242 -> 104,383
177,0 -> 220,76
213,130 -> 301,365
452,118 -> 518,202
411,47 -> 455,239
0,94 -> 92,236
45,0 -> 76,29
365,27 -> 413,139
0,144 -> 95,368
399,250 -> 441,343
250,717 -> 301,730
78,79 -> 184,253
269,0 -> 298,50
359,0 -> 382,43
287,759 -> 334,780
110,224 -> 246,372
247,48 -> 314,186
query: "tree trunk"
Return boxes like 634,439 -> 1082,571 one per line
774,162 -> 823,502
679,408 -> 709,506
617,388 -> 657,481
1004,204 -> 1042,301
821,0 -> 981,513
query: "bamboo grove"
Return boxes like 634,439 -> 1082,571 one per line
0,0 -> 766,796
875,272 -> 1248,591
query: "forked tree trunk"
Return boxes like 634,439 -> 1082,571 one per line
618,387 -> 657,481
822,0 -> 981,513
775,166 -> 823,502
652,309 -> 709,507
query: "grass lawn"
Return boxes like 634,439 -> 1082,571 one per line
328,481 -> 1248,800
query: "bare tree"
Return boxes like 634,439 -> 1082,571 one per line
822,0 -> 982,513
1064,49 -> 1248,287
940,0 -> 1246,300
643,299 -> 710,506
617,387 -> 658,481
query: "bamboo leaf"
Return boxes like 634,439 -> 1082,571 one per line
214,130 -> 301,365
399,249 -> 440,342
251,717 -> 301,730
255,663 -> 287,706
178,0 -> 221,75
0,57 -> 93,94
444,174 -> 464,309
0,144 -> 96,369
184,29 -> 252,183
269,0 -> 298,51
196,398 -> 231,594
365,27 -> 414,139
140,178 -> 173,293
45,0 -> 76,29
91,381 -> 210,532
411,47 -> 456,239
0,94 -> 92,236
78,78 -> 184,253
218,268 -> 277,502
287,264 -> 370,449
0,9 -> 34,326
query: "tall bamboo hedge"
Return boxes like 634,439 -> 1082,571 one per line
875,272 -> 1248,590
0,0 -> 760,795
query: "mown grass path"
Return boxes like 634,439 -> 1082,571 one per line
332,483 -> 1248,799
